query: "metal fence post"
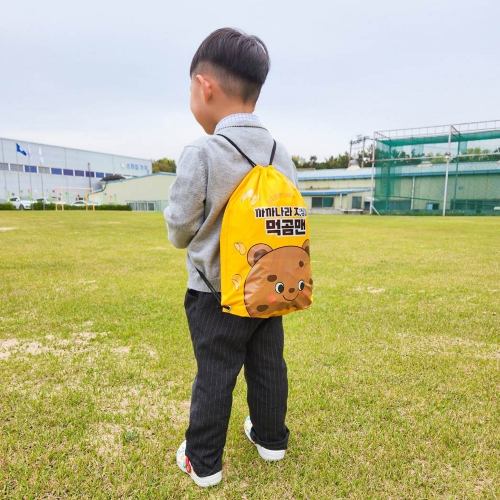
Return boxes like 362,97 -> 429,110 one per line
369,134 -> 376,214
442,126 -> 453,216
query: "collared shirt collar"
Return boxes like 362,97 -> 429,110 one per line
214,113 -> 263,134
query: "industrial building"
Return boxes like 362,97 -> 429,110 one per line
0,136 -> 152,203
297,168 -> 372,214
99,172 -> 174,210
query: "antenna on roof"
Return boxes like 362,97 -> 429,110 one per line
349,135 -> 373,168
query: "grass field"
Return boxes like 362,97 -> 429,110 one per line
1,212 -> 499,499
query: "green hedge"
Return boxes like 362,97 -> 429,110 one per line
31,203 -> 132,211
95,204 -> 132,211
0,203 -> 14,210
32,202 -> 56,210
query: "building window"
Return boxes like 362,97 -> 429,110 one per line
312,196 -> 334,208
75,170 -> 84,177
63,169 -> 74,176
426,203 -> 439,210
51,168 -> 62,175
389,200 -> 412,211
96,172 -> 104,178
352,196 -> 362,209
312,197 -> 322,208
39,166 -> 50,174
0,163 -> 8,171
10,164 -> 23,172
128,201 -> 157,212
85,171 -> 95,178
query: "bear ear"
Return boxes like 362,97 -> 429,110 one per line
247,243 -> 273,267
302,239 -> 310,256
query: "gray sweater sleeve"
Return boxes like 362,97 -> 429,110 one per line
164,145 -> 206,249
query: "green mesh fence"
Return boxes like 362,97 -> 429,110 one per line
373,122 -> 500,215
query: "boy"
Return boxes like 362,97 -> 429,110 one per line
164,28 -> 299,488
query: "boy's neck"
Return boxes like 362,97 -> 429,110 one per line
213,104 -> 255,127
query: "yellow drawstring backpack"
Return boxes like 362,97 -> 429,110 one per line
197,135 -> 313,318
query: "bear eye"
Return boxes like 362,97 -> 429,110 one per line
275,282 -> 285,294
298,280 -> 305,291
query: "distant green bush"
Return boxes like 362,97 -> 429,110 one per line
0,202 -> 14,210
32,202 -> 132,211
32,202 -> 56,210
95,204 -> 132,211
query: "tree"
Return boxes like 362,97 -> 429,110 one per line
458,147 -> 492,162
153,158 -> 177,173
293,156 -> 317,169
292,155 -> 306,168
318,152 -> 350,169
293,152 -> 351,169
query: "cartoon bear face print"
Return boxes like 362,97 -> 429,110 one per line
244,240 -> 313,317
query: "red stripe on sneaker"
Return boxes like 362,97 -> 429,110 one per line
186,456 -> 192,474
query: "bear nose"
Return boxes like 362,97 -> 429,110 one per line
288,288 -> 295,293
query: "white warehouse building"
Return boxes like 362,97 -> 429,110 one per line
0,136 -> 152,203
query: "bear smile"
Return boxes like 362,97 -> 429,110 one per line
283,293 -> 299,302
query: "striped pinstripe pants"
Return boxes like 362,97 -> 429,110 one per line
184,289 -> 289,477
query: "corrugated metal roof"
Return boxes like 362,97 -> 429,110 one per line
300,188 -> 369,196
297,168 -> 372,181
105,171 -> 176,183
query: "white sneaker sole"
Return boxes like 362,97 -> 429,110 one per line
244,417 -> 285,461
176,440 -> 222,487
255,444 -> 285,461
190,471 -> 222,488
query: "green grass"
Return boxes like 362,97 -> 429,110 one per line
1,212 -> 499,499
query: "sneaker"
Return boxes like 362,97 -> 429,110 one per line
176,440 -> 222,487
244,416 -> 286,461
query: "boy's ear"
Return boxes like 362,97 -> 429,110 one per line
195,74 -> 213,103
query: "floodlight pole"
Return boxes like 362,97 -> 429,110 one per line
442,126 -> 453,216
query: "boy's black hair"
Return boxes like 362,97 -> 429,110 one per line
190,28 -> 270,104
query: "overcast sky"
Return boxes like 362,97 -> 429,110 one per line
1,0 -> 499,162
